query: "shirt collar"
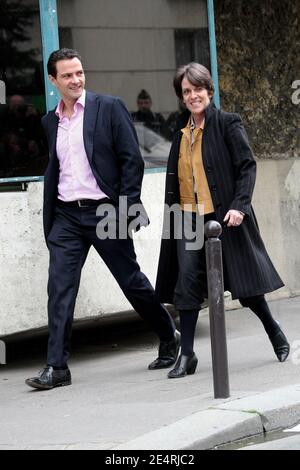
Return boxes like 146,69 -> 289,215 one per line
189,115 -> 205,130
182,115 -> 205,132
181,115 -> 205,147
55,89 -> 86,119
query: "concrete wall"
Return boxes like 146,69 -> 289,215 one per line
0,161 -> 299,337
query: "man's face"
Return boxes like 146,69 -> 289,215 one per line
137,98 -> 152,112
9,95 -> 25,110
49,57 -> 85,103
9,95 -> 26,114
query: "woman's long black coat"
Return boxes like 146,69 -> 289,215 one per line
155,104 -> 284,301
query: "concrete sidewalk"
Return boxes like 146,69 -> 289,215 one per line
0,296 -> 300,450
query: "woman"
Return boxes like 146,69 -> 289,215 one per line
156,63 -> 290,379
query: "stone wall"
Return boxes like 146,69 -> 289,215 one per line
215,0 -> 300,159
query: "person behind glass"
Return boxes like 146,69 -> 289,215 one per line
25,48 -> 180,390
164,101 -> 186,141
155,62 -> 290,379
132,89 -> 166,136
0,95 -> 46,177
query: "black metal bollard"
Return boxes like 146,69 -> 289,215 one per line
204,220 -> 230,399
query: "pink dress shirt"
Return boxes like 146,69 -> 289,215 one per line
55,90 -> 107,201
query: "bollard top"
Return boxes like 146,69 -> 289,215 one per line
204,220 -> 222,238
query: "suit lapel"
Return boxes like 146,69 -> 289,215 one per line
46,111 -> 59,159
83,91 -> 99,164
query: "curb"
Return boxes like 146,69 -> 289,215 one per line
113,384 -> 300,450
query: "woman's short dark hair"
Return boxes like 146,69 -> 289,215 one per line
47,48 -> 82,78
173,63 -> 214,99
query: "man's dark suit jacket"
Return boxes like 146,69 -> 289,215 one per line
41,91 -> 149,241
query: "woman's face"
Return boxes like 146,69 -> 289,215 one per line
181,77 -> 212,118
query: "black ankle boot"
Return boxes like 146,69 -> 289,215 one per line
269,329 -> 290,362
168,353 -> 198,379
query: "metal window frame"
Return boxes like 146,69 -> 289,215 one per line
207,0 -> 220,109
0,0 -> 220,182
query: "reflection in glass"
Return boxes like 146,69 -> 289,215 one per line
0,0 -> 47,179
132,89 -> 167,137
57,0 -> 210,170
134,123 -> 171,169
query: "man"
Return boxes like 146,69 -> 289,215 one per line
132,89 -> 166,136
25,48 -> 179,390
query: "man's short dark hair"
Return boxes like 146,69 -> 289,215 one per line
47,48 -> 82,78
173,63 -> 214,99
137,89 -> 152,101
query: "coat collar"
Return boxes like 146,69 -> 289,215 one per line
47,111 -> 59,159
83,91 -> 99,163
204,100 -> 217,125
177,101 -> 217,130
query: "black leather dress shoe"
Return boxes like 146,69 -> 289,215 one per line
269,329 -> 290,362
168,353 -> 198,379
148,330 -> 181,370
25,366 -> 72,390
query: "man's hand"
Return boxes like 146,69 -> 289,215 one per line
223,209 -> 244,227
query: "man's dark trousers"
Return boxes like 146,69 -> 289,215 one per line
47,202 -> 175,367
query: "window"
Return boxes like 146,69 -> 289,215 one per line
57,0 -> 210,169
0,0 -> 47,183
0,0 -> 212,180
175,29 -> 210,71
